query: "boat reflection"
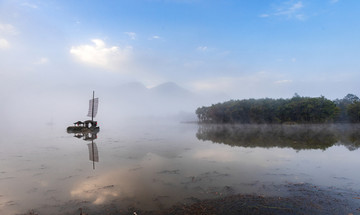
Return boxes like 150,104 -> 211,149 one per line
68,129 -> 100,169
196,124 -> 360,151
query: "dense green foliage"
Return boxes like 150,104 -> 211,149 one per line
347,102 -> 360,123
196,94 -> 360,124
334,94 -> 360,122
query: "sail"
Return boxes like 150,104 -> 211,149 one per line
87,142 -> 99,162
87,98 -> 99,118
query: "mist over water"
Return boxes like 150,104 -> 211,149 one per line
1,82 -> 222,134
1,110 -> 360,214
1,83 -> 360,214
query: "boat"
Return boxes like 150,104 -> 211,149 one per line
67,91 -> 100,133
66,91 -> 100,169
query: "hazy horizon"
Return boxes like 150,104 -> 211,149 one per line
1,0 -> 360,130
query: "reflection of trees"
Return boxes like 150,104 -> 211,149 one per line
335,125 -> 360,151
196,124 -> 360,151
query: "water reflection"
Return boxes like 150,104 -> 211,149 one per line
2,122 -> 360,214
67,129 -> 99,169
196,124 -> 360,151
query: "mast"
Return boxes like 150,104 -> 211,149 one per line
91,91 -> 95,122
92,139 -> 95,169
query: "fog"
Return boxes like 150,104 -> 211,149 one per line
0,81 -> 229,136
1,0 -> 360,135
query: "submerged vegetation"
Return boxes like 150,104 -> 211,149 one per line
196,94 -> 360,124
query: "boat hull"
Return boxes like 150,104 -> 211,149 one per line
67,126 -> 100,134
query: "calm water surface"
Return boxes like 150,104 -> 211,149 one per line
1,122 -> 360,214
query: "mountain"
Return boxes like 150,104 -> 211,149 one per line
99,81 -> 201,121
149,82 -> 192,98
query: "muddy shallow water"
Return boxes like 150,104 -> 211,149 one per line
1,122 -> 360,214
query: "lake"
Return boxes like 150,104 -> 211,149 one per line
1,122 -> 360,214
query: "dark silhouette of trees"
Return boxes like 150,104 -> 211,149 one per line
334,94 -> 360,122
347,102 -> 360,123
196,94 -> 359,124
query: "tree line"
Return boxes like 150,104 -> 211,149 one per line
196,94 -> 360,124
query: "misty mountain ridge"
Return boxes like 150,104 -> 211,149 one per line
113,81 -> 192,99
97,81 -> 202,121
149,82 -> 192,98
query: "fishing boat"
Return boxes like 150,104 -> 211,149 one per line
67,91 -> 100,133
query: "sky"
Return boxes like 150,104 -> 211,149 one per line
1,0 -> 360,107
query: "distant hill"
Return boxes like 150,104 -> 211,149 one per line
100,81 -> 201,121
149,82 -> 192,98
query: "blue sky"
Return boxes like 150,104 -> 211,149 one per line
0,0 -> 359,100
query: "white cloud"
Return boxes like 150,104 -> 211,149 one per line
274,1 -> 303,16
197,46 -> 208,51
262,1 -> 306,21
0,23 -> 18,50
0,38 -> 10,49
70,39 -> 132,70
148,35 -> 161,40
0,23 -> 18,35
125,32 -> 136,40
